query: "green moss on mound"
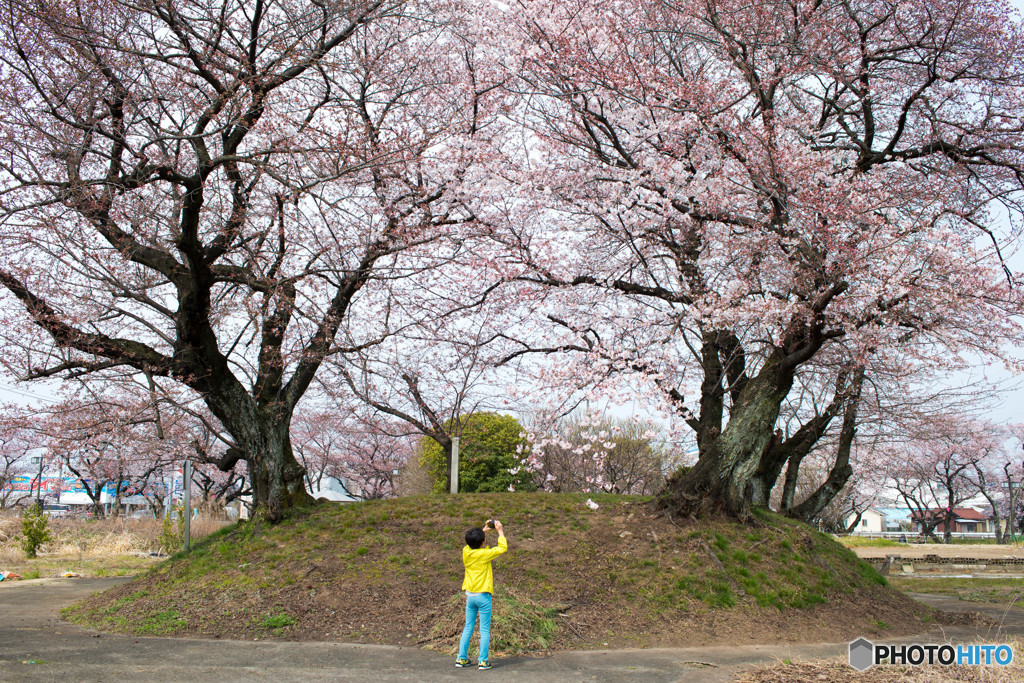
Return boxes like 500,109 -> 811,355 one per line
63,493 -> 931,654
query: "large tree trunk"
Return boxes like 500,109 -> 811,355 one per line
758,368 -> 860,511
89,484 -> 106,520
207,399 -> 314,522
789,461 -> 854,526
786,419 -> 856,524
780,452 -> 804,511
246,432 -> 312,522
974,463 -> 1004,543
660,357 -> 794,517
991,505 -> 1004,544
746,429 -> 785,509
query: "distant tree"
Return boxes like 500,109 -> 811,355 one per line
337,425 -> 412,500
0,406 -> 38,508
1010,426 -> 1024,539
972,459 -> 1008,543
293,408 -> 411,500
40,396 -> 169,518
191,461 -> 251,515
20,502 -> 51,559
888,418 -> 1003,543
421,413 -> 535,494
524,413 -> 673,495
968,425 -> 1023,544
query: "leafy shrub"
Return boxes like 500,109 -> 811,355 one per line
158,505 -> 185,555
21,503 -> 53,559
421,412 -> 535,493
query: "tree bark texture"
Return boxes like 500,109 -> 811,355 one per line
660,355 -> 796,517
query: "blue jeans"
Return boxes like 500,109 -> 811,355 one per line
458,592 -> 492,662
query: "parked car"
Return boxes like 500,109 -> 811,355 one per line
42,504 -> 72,517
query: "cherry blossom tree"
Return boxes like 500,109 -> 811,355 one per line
332,418 -> 411,499
192,462 -> 250,512
0,0 -> 499,520
292,406 -> 409,499
39,404 -> 148,518
291,408 -> 347,497
32,379 -> 191,517
971,458 -> 1009,542
1009,424 -> 1024,537
132,388 -> 243,516
0,406 -> 40,508
523,412 -> 674,495
968,423 -> 1024,542
485,0 -> 1024,518
888,417 -> 1004,542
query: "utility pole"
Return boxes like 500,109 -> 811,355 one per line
183,460 -> 192,552
1008,475 -> 1016,542
31,455 -> 44,508
1004,461 -> 1018,544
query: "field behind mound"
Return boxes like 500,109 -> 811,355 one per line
63,493 -> 945,655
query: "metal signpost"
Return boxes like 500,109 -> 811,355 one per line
450,437 -> 460,494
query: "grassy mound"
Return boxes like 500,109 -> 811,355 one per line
63,493 -> 938,654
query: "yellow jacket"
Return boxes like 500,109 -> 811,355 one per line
461,536 -> 508,593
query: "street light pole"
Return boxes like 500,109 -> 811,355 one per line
37,455 -> 44,507
29,455 -> 44,508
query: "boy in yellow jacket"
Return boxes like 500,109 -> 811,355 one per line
456,519 -> 507,670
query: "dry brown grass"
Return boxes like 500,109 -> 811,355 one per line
0,510 -> 230,578
396,456 -> 433,496
735,639 -> 1023,682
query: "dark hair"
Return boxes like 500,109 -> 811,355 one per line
465,527 -> 485,549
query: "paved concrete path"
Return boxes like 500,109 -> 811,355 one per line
2,579 -> 1024,682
